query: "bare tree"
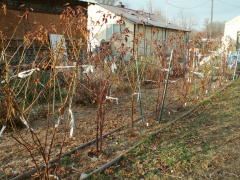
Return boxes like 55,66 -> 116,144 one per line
173,11 -> 198,30
145,0 -> 166,22
154,10 -> 167,22
146,0 -> 153,13
203,18 -> 225,39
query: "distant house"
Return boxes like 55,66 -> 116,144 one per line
88,3 -> 190,60
224,16 -> 240,41
0,0 -> 93,63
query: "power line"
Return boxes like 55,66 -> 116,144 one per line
167,0 -> 210,10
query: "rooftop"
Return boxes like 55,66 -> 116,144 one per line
98,4 -> 190,32
225,16 -> 240,25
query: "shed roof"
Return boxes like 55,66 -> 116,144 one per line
5,0 -> 90,14
98,4 -> 190,32
79,0 -> 98,3
225,16 -> 240,25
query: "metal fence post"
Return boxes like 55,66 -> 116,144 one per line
158,49 -> 174,123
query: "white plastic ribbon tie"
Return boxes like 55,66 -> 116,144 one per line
55,66 -> 76,69
82,65 -> 94,73
162,68 -> 170,72
164,80 -> 177,83
55,116 -> 63,128
69,108 -> 75,138
133,92 -> 140,102
106,96 -> 119,104
49,175 -> 59,180
111,63 -> 117,73
20,116 -> 30,129
18,68 -> 40,79
187,78 -> 192,83
193,72 -> 204,78
0,125 -> 6,136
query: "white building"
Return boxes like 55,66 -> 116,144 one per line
224,16 -> 240,41
88,3 -> 190,59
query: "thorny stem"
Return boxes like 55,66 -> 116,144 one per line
11,134 -> 41,177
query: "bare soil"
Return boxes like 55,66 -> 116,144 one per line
0,78 -> 223,179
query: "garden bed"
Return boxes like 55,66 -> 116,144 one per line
0,76 -> 227,179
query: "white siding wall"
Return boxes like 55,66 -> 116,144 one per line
88,4 -> 188,58
224,16 -> 240,41
88,5 -> 120,49
88,4 -> 134,59
136,25 -> 169,56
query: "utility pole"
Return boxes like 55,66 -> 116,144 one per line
148,0 -> 153,14
165,0 -> 168,26
210,0 -> 214,39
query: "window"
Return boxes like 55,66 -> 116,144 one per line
106,24 -> 125,40
49,34 -> 68,62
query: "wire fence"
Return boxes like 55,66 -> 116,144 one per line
0,5 -> 236,179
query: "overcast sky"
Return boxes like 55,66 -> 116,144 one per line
121,0 -> 240,29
